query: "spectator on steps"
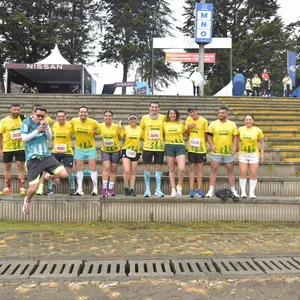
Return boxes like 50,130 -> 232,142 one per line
69,106 -> 100,196
282,73 -> 292,97
185,105 -> 208,198
245,78 -> 252,96
140,102 -> 166,197
0,104 -> 27,196
98,110 -> 122,198
206,106 -> 239,199
164,108 -> 186,198
238,114 -> 264,199
261,69 -> 270,97
251,74 -> 261,97
120,115 -> 143,197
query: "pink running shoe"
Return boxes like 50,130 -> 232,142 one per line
22,197 -> 31,215
108,189 -> 116,196
101,188 -> 107,198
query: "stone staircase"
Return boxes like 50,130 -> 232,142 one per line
0,94 -> 299,197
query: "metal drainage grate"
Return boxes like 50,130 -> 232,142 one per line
80,260 -> 127,278
212,258 -> 265,275
30,260 -> 82,279
128,260 -> 173,277
0,261 -> 38,279
171,259 -> 217,276
253,257 -> 300,274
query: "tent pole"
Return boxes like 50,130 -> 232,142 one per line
4,67 -> 8,94
81,66 -> 84,94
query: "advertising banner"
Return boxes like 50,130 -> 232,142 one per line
287,50 -> 297,86
165,52 -> 216,63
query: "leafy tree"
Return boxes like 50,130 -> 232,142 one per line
98,0 -> 177,94
181,0 -> 291,96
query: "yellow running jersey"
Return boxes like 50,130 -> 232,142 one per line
140,114 -> 166,151
238,126 -> 264,154
164,121 -> 185,144
51,121 -> 74,154
121,125 -> 143,153
99,123 -> 121,153
208,119 -> 238,155
185,116 -> 208,153
69,117 -> 100,149
0,116 -> 25,151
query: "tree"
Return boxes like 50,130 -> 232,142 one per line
181,0 -> 291,96
98,0 -> 177,94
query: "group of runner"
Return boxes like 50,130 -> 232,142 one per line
0,102 -> 264,215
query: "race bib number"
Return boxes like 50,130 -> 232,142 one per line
10,130 -> 21,140
126,149 -> 136,158
190,138 -> 200,148
104,139 -> 114,147
149,130 -> 160,140
55,143 -> 67,152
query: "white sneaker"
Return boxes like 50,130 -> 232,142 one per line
176,185 -> 182,197
231,190 -> 240,198
206,189 -> 214,197
171,189 -> 177,198
75,188 -> 84,196
241,192 -> 247,198
91,187 -> 98,196
22,197 -> 31,215
249,192 -> 256,199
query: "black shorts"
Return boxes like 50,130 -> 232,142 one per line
121,149 -> 141,162
3,150 -> 25,163
142,150 -> 164,165
188,152 -> 207,164
26,156 -> 63,184
52,153 -> 74,168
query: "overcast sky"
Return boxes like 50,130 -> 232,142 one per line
91,0 -> 299,96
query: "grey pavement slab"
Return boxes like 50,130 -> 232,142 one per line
0,260 -> 38,279
128,260 -> 174,277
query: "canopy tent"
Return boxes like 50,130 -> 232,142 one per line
4,45 -> 95,94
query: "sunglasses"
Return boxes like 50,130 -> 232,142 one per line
35,114 -> 46,118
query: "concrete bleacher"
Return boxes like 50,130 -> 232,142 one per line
0,94 -> 299,222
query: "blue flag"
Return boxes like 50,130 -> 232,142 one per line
287,50 -> 297,86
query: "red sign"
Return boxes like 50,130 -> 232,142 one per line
165,52 -> 216,63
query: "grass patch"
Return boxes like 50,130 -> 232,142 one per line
0,220 -> 299,232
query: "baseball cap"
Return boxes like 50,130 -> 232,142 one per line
128,115 -> 138,120
187,105 -> 197,112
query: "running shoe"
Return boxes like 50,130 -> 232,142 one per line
43,189 -> 53,195
69,189 -> 76,196
231,190 -> 240,198
249,192 -> 256,199
91,187 -> 98,196
75,188 -> 84,196
206,189 -> 214,198
45,173 -> 61,185
124,187 -> 130,196
36,190 -> 43,195
154,188 -> 165,197
241,192 -> 247,198
176,185 -> 182,197
188,189 -> 195,198
19,187 -> 27,196
129,189 -> 136,197
22,197 -> 31,215
195,189 -> 205,198
101,188 -> 107,198
108,189 -> 116,196
0,187 -> 13,195
144,190 -> 151,197
171,189 -> 177,198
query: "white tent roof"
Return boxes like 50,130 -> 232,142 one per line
36,44 -> 71,65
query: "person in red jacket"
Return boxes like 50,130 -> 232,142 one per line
261,69 -> 270,97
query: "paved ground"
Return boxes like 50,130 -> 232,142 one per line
0,227 -> 299,299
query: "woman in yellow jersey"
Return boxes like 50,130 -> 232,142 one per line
238,114 -> 264,199
98,110 -> 121,197
120,115 -> 143,196
164,108 -> 186,197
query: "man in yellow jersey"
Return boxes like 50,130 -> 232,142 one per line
140,102 -> 166,197
70,106 -> 100,196
0,104 -> 26,195
44,110 -> 76,195
185,105 -> 208,198
206,106 -> 239,199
